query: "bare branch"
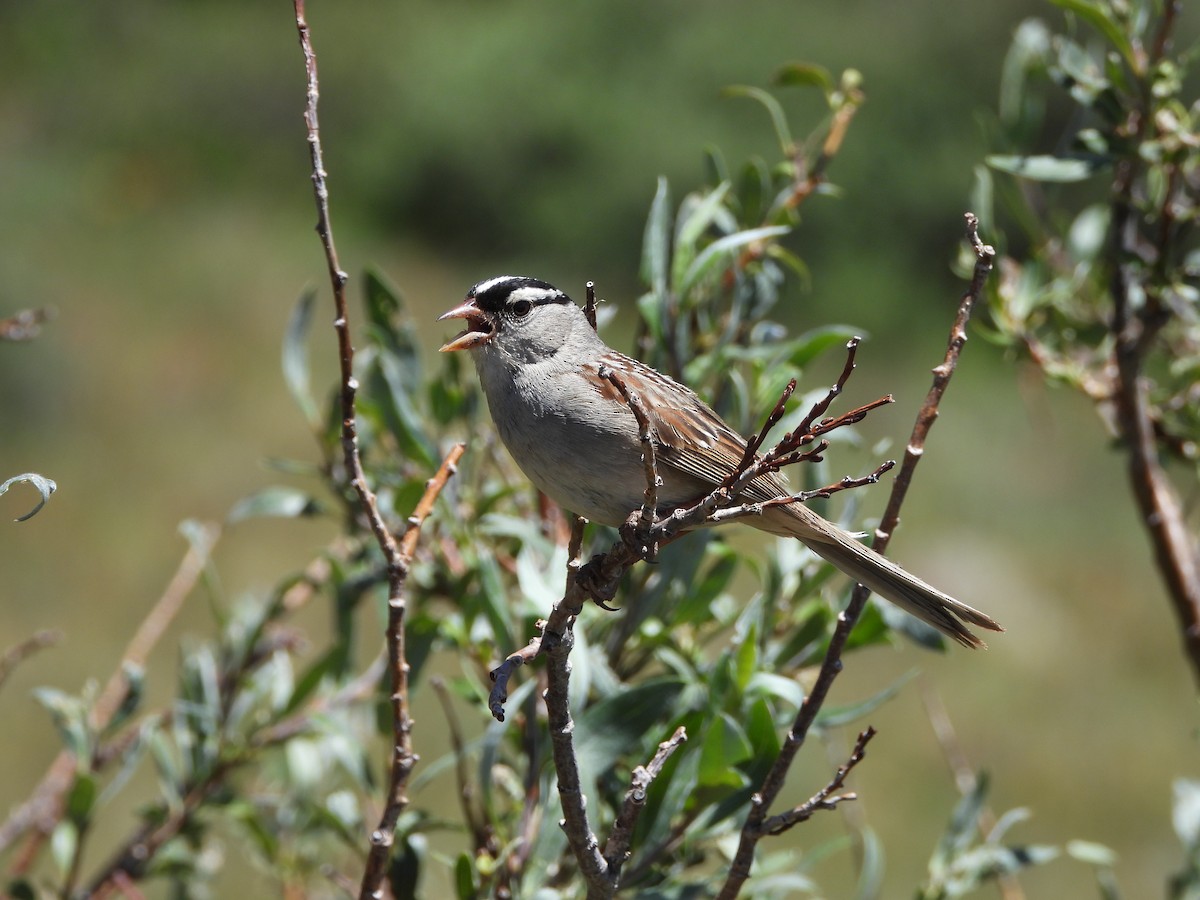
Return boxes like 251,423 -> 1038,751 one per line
0,630 -> 61,692
0,523 -> 217,865
361,444 -> 464,899
599,365 -> 661,553
760,727 -> 875,835
731,377 -> 797,480
585,281 -> 599,330
603,726 -> 688,875
717,213 -> 992,899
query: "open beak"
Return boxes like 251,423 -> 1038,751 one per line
437,298 -> 494,352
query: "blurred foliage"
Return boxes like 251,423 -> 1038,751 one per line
3,0 -> 1199,897
976,0 -> 1200,895
1,64 -> 1048,898
978,0 -> 1200,468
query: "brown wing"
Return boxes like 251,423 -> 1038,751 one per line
588,353 -> 790,505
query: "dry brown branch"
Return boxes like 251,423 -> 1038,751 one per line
585,281 -> 600,330
0,523 -> 218,868
292,4 -> 466,894
0,630 -> 61,691
602,726 -> 688,877
1109,137 -> 1200,684
717,213 -> 994,900
360,443 -> 465,899
760,726 -> 875,835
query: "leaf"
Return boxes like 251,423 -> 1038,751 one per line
697,713 -> 753,789
671,183 -> 732,293
1174,779 -> 1200,848
366,358 -> 438,469
678,225 -> 791,300
65,773 -> 97,826
575,678 -> 686,776
454,851 -> 476,900
723,85 -> 794,156
1,472 -> 57,522
364,268 -> 402,334
856,826 -> 885,900
388,832 -> 425,900
1067,839 -> 1119,867
50,821 -> 77,878
986,153 -> 1104,182
282,289 -> 319,428
31,687 -> 92,762
784,325 -> 859,370
774,62 -> 834,93
1049,0 -> 1136,70
673,545 -> 740,624
228,486 -> 322,522
640,176 -> 672,302
816,669 -> 916,728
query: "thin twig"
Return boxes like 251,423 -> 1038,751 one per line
431,676 -> 487,847
292,4 -> 464,894
585,281 -> 599,330
360,444 -> 464,900
542,596 -> 610,897
1105,50 -> 1200,683
0,630 -> 61,691
921,680 -> 1025,900
602,726 -> 688,877
598,366 -> 661,547
731,378 -> 797,479
0,524 -> 218,868
760,727 -> 875,835
716,213 -> 993,900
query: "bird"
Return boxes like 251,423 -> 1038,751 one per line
438,275 -> 1003,648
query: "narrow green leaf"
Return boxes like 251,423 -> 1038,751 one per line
855,826 -> 885,900
671,183 -> 732,293
640,176 -> 672,301
723,85 -> 794,155
50,821 -> 78,878
679,225 -> 791,300
816,669 -> 916,728
1049,0 -> 1136,70
363,268 -> 402,333
733,623 -> 758,694
774,62 -> 834,93
454,851 -> 476,900
282,289 -> 319,428
65,773 -> 97,826
697,713 -> 753,789
228,486 -> 322,522
986,153 -> 1104,182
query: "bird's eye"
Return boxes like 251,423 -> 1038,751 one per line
511,299 -> 533,318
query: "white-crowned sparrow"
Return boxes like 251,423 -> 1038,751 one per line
439,275 -> 1002,648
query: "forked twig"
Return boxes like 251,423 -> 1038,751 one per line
716,213 -> 994,899
761,726 -> 875,835
603,726 -> 688,875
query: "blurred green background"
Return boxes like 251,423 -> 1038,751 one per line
2,0 -> 1197,896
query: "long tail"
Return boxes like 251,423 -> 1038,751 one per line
766,505 -> 1004,649
763,508 -> 1008,648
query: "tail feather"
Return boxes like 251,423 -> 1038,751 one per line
806,531 -> 1002,648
